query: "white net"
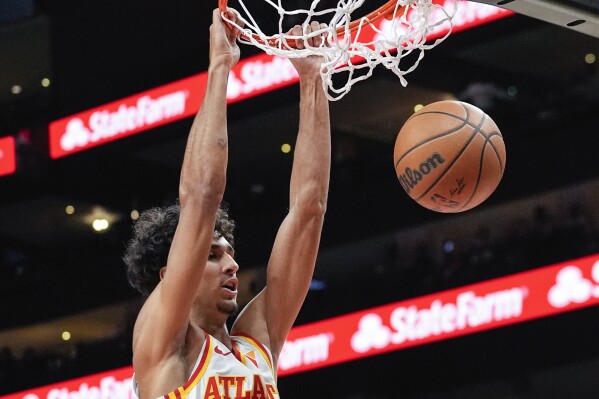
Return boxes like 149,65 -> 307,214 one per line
222,0 -> 457,100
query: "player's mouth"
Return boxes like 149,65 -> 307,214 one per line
222,278 -> 238,292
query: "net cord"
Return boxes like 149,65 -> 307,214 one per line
222,0 -> 457,100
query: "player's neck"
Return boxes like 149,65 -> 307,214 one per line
191,314 -> 231,348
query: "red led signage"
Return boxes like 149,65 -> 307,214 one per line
1,367 -> 135,399
48,75 -> 207,159
278,253 -> 599,375
48,2 -> 512,158
0,136 -> 16,176
4,253 -> 598,399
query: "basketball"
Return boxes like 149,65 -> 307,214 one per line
393,100 -> 506,213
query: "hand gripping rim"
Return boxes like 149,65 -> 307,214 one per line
217,0 -> 408,49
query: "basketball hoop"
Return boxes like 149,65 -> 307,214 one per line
219,0 -> 457,100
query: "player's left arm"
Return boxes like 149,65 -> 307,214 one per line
232,22 -> 331,362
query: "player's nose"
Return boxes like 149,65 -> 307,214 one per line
222,254 -> 239,275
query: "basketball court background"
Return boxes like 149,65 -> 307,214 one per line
1,1 -> 599,398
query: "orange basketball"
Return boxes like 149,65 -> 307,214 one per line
393,100 -> 506,213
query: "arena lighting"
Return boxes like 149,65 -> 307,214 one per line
48,3 -> 513,159
82,205 -> 120,232
0,136 -> 17,177
91,218 -> 109,232
4,253 -> 598,399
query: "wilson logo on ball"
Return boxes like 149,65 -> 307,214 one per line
394,101 -> 505,213
398,152 -> 446,194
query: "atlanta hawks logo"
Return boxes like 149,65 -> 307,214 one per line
214,346 -> 232,356
215,346 -> 259,368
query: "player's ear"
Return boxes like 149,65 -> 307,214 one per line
159,266 -> 167,280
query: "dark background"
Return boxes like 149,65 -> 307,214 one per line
1,0 -> 599,397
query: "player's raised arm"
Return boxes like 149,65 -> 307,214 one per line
232,22 -> 331,359
126,9 -> 240,398
153,7 -> 239,339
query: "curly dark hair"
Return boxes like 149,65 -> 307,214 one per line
123,202 -> 235,297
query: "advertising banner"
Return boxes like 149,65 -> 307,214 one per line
4,253 -> 599,398
48,2 -> 512,158
0,136 -> 16,176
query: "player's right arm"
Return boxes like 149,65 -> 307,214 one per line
132,9 -> 240,398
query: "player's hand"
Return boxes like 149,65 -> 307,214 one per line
288,22 -> 328,78
209,8 -> 242,69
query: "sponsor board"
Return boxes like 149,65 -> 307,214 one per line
0,136 -> 16,176
1,367 -> 135,399
48,2 -> 511,158
5,254 -> 599,397
278,253 -> 599,375
5,254 -> 598,398
49,75 -> 205,159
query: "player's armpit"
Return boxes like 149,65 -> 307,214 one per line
231,289 -> 270,351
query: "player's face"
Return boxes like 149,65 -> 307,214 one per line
196,236 -> 239,316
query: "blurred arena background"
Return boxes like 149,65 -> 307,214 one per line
1,0 -> 599,398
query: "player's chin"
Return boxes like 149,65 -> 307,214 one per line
218,300 -> 239,317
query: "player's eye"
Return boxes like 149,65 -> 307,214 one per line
208,252 -> 217,260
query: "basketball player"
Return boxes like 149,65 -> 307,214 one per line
123,9 -> 330,399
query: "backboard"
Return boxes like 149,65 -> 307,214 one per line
473,0 -> 599,38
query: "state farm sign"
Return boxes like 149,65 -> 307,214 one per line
279,332 -> 334,372
49,76 -> 205,158
2,368 -> 135,399
278,253 -> 599,375
48,2 -> 511,158
59,92 -> 187,152
351,287 -> 525,353
5,254 -> 599,398
0,136 -> 16,176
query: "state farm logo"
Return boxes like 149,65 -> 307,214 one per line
227,56 -> 298,100
278,332 -> 333,371
351,314 -> 392,353
59,91 -> 188,152
21,376 -> 134,399
548,261 -> 599,308
351,287 -> 526,353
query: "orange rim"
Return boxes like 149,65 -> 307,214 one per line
218,0 -> 406,48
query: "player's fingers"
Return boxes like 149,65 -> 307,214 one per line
309,21 -> 321,47
210,9 -> 222,36
320,23 -> 328,47
213,8 -> 223,25
291,25 -> 304,49
223,8 -> 240,26
232,9 -> 245,30
222,8 -> 243,38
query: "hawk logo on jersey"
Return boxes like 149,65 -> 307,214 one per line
214,346 -> 233,356
241,350 -> 259,368
215,345 -> 259,368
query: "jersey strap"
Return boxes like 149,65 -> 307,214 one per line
158,331 -> 214,399
163,386 -> 185,399
183,332 -> 214,393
